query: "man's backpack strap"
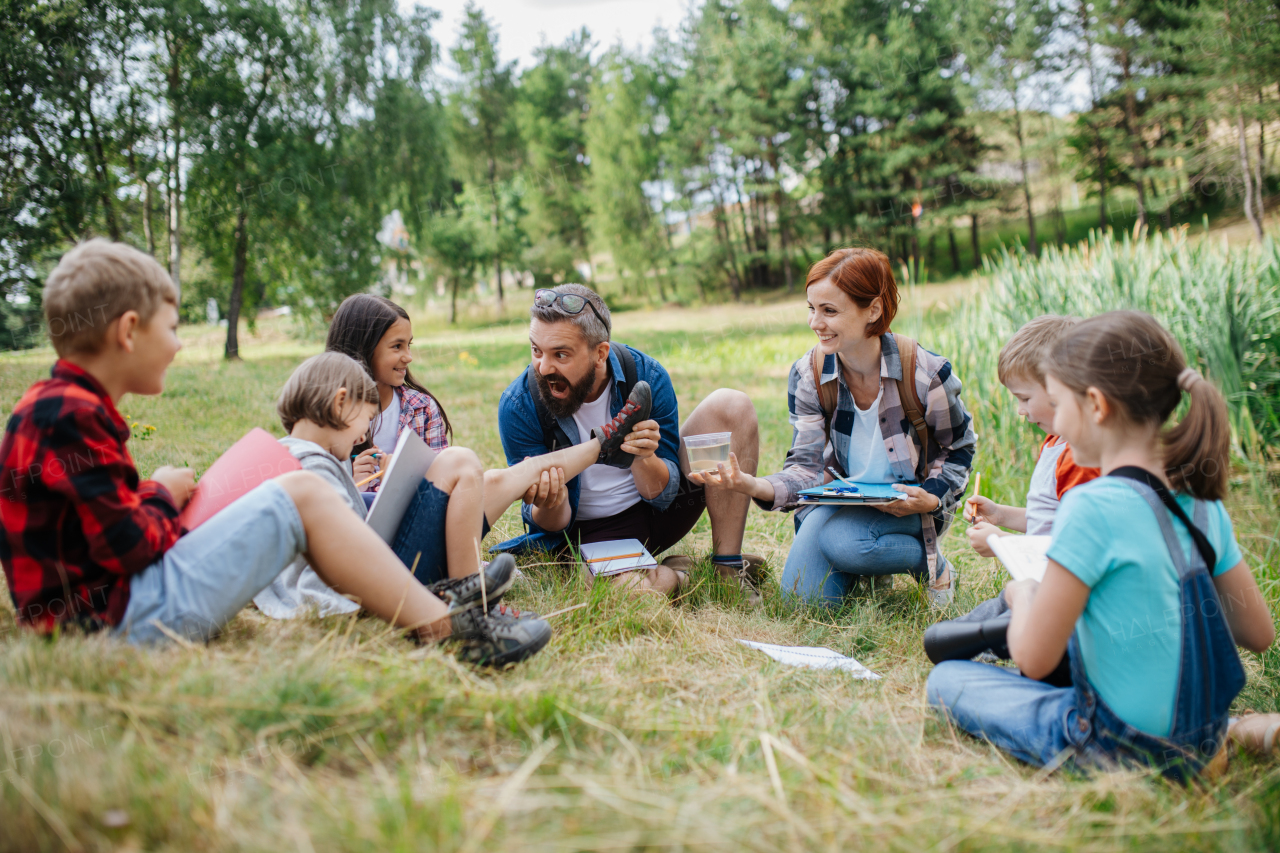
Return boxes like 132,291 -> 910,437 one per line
893,333 -> 931,482
524,342 -> 637,452
612,342 -> 637,399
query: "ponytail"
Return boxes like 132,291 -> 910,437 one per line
1045,310 -> 1231,501
1163,370 -> 1231,500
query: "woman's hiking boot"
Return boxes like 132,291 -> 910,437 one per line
591,381 -> 652,468
451,610 -> 553,667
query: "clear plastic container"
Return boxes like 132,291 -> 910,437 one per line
683,432 -> 732,472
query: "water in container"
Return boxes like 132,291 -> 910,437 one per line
684,432 -> 731,472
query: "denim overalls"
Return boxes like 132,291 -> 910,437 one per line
1060,479 -> 1246,781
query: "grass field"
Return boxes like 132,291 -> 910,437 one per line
2,279 -> 1279,852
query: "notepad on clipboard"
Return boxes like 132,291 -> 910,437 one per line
987,534 -> 1051,582
578,539 -> 657,577
796,480 -> 910,505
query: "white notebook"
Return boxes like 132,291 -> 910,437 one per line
987,534 -> 1051,582
578,539 -> 657,577
365,429 -> 437,545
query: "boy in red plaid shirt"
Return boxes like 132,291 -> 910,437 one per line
0,239 -> 540,664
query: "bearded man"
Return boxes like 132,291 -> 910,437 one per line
494,284 -> 764,600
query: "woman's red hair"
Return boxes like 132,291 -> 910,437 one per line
805,248 -> 899,337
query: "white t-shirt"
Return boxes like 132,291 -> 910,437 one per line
1025,437 -> 1068,535
843,386 -> 895,484
371,391 -> 401,455
571,389 -> 643,520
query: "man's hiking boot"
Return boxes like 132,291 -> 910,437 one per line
451,610 -> 553,667
428,554 -> 516,613
713,554 -> 766,607
591,381 -> 652,469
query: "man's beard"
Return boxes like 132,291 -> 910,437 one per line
535,367 -> 598,420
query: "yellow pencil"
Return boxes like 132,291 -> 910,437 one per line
355,468 -> 385,489
965,472 -> 982,523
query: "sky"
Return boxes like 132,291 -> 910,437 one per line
424,0 -> 695,71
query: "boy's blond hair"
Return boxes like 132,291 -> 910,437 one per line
278,352 -> 379,433
998,314 -> 1080,386
42,239 -> 179,357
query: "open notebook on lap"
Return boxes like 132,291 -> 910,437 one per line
366,429 -> 437,544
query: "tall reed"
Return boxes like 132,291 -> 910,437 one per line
926,226 -> 1280,506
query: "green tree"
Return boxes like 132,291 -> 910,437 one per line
517,29 -> 595,287
449,4 -> 522,307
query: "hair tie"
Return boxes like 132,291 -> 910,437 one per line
1177,367 -> 1202,392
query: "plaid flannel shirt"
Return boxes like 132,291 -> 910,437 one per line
0,361 -> 181,630
397,387 -> 449,450
366,386 -> 449,494
758,335 -> 976,582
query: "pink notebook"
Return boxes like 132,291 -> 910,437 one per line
178,428 -> 301,530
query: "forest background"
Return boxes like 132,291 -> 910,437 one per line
3,0 -> 1279,357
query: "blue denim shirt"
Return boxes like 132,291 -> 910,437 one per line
494,343 -> 682,553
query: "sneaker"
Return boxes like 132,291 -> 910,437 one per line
428,553 -> 516,613
926,557 -> 958,608
591,381 -> 653,469
452,610 -> 553,667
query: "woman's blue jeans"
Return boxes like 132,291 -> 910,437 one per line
780,504 -> 927,605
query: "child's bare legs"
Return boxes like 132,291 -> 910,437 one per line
481,438 -> 601,525
424,447 -> 489,580
276,471 -> 451,641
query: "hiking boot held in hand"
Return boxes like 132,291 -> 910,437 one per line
429,553 -> 516,613
591,381 -> 653,469
452,610 -> 553,667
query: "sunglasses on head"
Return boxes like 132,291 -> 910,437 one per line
534,289 -> 609,331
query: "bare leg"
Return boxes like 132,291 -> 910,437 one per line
481,437 -> 601,526
276,471 -> 451,641
609,566 -> 681,595
425,447 -> 488,579
679,388 -> 759,567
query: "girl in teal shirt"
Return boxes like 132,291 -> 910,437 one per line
928,311 -> 1275,778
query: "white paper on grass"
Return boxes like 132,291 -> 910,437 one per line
736,640 -> 881,680
986,534 -> 1051,582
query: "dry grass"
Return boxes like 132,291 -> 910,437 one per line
1,290 -> 1278,852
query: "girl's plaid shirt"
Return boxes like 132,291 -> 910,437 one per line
757,335 -> 976,584
396,387 -> 449,450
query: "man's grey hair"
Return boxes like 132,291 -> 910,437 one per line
530,283 -> 611,348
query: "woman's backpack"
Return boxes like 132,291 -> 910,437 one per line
810,333 -> 930,480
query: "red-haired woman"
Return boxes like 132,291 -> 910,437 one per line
694,248 -> 976,606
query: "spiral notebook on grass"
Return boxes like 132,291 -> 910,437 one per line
796,480 -> 912,505
578,539 -> 658,577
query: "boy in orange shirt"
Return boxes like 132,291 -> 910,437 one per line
966,315 -> 1099,553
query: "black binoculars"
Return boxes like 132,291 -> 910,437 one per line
923,614 -> 1011,664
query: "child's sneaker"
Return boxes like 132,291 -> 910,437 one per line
591,381 -> 652,468
491,602 -> 540,620
429,554 -> 516,613
452,610 -> 553,667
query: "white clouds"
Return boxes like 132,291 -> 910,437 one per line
424,0 -> 695,70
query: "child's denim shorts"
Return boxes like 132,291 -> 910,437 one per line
114,480 -> 306,645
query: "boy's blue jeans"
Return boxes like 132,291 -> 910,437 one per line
117,478 -> 461,645
780,504 -> 927,604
